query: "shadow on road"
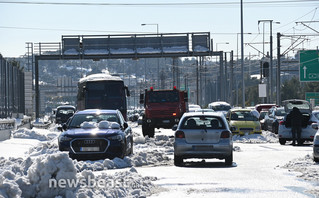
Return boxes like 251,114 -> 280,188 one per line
179,160 -> 238,168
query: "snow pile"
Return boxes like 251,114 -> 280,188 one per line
0,153 -> 159,198
282,154 -> 319,196
28,141 -> 60,157
282,154 -> 319,182
233,131 -> 278,143
74,149 -> 171,172
12,128 -> 58,141
76,168 -> 158,197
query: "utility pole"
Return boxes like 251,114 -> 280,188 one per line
240,0 -> 245,107
276,33 -> 281,106
230,51 -> 234,106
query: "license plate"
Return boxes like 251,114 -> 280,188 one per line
193,146 -> 213,151
163,120 -> 170,124
80,147 -> 100,152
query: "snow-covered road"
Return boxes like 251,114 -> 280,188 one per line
0,122 -> 318,197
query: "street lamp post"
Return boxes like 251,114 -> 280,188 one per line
141,23 -> 160,88
236,33 -> 251,106
258,20 -> 280,103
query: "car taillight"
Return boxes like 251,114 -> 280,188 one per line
220,131 -> 230,138
175,130 -> 185,138
279,121 -> 285,125
308,121 -> 316,125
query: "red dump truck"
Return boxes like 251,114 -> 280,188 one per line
140,86 -> 188,137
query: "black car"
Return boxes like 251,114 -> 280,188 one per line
55,105 -> 76,124
58,109 -> 133,160
264,107 -> 286,134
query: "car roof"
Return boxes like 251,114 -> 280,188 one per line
57,105 -> 75,109
229,108 -> 252,112
183,111 -> 224,117
75,109 -> 118,115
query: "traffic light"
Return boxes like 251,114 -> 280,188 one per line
262,61 -> 269,77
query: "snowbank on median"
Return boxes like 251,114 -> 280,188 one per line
233,131 -> 278,143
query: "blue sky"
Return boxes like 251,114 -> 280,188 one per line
0,0 -> 318,58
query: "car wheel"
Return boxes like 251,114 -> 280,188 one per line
314,157 -> 319,163
149,127 -> 155,138
174,155 -> 183,166
225,152 -> 233,166
279,138 -> 286,145
142,123 -> 149,137
129,136 -> 133,155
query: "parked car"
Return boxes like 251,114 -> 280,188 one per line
173,112 -> 233,166
194,108 -> 214,113
313,130 -> 319,162
188,104 -> 201,112
264,107 -> 286,134
208,101 -> 231,116
255,104 -> 277,113
55,105 -> 76,124
58,109 -> 133,160
259,110 -> 268,130
278,99 -> 317,145
226,109 -> 262,136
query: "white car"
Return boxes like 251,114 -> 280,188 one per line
188,104 -> 201,112
278,99 -> 317,145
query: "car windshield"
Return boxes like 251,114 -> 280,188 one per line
148,91 -> 179,103
181,116 -> 225,129
57,108 -> 75,115
68,113 -> 119,128
275,109 -> 286,116
313,112 -> 319,120
259,111 -> 267,119
211,105 -> 231,111
230,111 -> 258,121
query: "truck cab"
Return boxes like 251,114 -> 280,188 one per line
140,86 -> 188,137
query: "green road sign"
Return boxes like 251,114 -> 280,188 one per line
305,92 -> 319,106
300,50 -> 319,82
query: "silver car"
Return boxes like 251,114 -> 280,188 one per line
313,131 -> 319,162
173,112 -> 233,166
278,99 -> 317,145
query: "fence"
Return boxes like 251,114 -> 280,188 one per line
0,54 -> 25,118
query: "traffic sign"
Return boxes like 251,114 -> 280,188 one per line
305,92 -> 319,106
300,50 -> 319,82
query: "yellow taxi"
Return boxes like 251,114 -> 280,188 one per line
226,109 -> 262,136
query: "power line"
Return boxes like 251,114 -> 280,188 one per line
0,0 -> 318,6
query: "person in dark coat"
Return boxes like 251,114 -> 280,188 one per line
289,107 -> 303,145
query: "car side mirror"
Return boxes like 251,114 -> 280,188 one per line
172,124 -> 178,131
312,123 -> 318,130
230,126 -> 236,132
123,122 -> 129,129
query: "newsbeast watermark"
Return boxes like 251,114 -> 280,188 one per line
49,176 -> 141,189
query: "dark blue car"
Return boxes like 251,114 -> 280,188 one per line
58,109 -> 133,160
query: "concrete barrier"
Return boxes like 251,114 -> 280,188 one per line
0,119 -> 15,141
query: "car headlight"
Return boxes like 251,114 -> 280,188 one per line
108,134 -> 123,141
59,136 -> 73,142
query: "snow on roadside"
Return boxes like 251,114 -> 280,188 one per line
12,128 -> 59,141
0,152 -> 160,198
282,154 -> 319,196
233,131 -> 278,143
